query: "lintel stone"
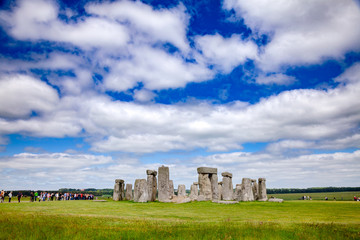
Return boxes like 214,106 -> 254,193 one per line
197,167 -> 217,174
221,172 -> 232,178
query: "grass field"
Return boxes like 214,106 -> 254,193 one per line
271,191 -> 359,201
1,197 -> 360,240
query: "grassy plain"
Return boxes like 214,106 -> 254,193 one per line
1,198 -> 360,240
271,191 -> 359,201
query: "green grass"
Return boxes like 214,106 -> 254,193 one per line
271,191 -> 359,201
1,199 -> 360,239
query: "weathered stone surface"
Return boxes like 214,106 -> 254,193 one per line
198,173 -> 212,200
222,173 -> 233,201
196,195 -> 206,201
134,179 -> 148,203
221,172 -> 232,178
240,178 -> 254,201
147,171 -> 157,202
146,169 -> 157,176
197,167 -> 217,174
258,178 -> 267,201
169,180 -> 174,198
193,182 -> 199,185
211,173 -> 219,200
158,166 -> 170,202
234,184 -> 242,201
125,183 -> 133,201
218,182 -> 223,200
177,184 -> 186,197
268,198 -> 283,203
113,179 -> 125,201
251,179 -> 259,200
189,184 -> 198,200
171,195 -> 191,204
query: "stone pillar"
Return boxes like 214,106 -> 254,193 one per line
189,183 -> 198,200
221,172 -> 233,200
251,179 -> 259,200
146,170 -> 157,202
134,179 -> 148,203
169,180 -> 174,198
113,179 -> 125,201
234,184 -> 242,201
218,182 -> 223,200
197,167 -> 218,201
240,178 -> 254,201
177,184 -> 186,197
125,183 -> 133,201
258,178 -> 267,201
158,165 -> 171,202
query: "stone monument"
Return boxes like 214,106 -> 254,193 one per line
146,169 -> 157,202
125,183 -> 133,201
240,178 -> 254,201
134,179 -> 148,203
197,167 -> 218,201
113,179 -> 125,201
221,172 -> 234,200
158,165 -> 171,202
258,178 -> 267,201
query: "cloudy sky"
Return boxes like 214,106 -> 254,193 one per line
0,0 -> 360,190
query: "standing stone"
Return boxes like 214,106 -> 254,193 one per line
125,183 -> 133,201
221,172 -> 234,201
177,184 -> 186,197
240,178 -> 254,201
197,167 -> 218,201
234,184 -> 242,201
158,166 -> 170,202
198,173 -> 212,200
211,174 -> 219,200
146,170 -> 157,202
218,182 -> 223,200
113,179 -> 125,201
251,179 -> 259,200
134,179 -> 148,203
169,180 -> 174,198
258,178 -> 267,201
189,184 -> 198,200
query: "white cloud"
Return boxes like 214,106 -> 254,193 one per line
0,74 -> 59,119
224,0 -> 360,71
335,62 -> 360,84
85,0 -> 189,51
133,89 -> 156,102
255,73 -> 296,85
195,34 -> 258,73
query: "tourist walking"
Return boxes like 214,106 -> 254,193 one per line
17,192 -> 22,203
8,191 -> 12,203
0,190 -> 4,203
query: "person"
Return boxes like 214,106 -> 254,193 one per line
30,192 -> 34,202
17,192 -> 22,203
354,196 -> 357,201
0,190 -> 4,203
34,191 -> 38,202
325,197 -> 328,201
8,191 -> 12,203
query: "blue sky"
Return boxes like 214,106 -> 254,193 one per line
0,0 -> 360,190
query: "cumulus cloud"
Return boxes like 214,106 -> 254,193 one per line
0,74 -> 59,119
224,0 -> 360,71
255,73 -> 296,85
195,34 -> 258,73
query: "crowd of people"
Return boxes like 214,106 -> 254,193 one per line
0,190 -> 95,203
354,196 -> 360,201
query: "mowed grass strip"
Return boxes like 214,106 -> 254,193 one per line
271,191 -> 360,201
1,200 -> 360,239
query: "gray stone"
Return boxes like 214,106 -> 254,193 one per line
222,173 -> 233,201
158,166 -> 170,202
171,195 -> 191,204
134,179 -> 148,203
268,198 -> 283,203
169,180 -> 174,198
211,173 -> 219,200
177,184 -> 186,197
258,178 -> 267,201
212,200 -> 239,204
218,182 -> 223,200
113,179 -> 125,201
193,182 -> 199,185
240,178 -> 254,201
146,169 -> 157,176
198,173 -> 212,200
189,184 -> 198,200
197,167 -> 217,174
251,179 -> 259,200
234,184 -> 242,201
125,183 -> 133,201
147,170 -> 157,202
221,172 -> 233,178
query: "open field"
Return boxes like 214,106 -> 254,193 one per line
1,199 -> 360,239
271,191 -> 360,201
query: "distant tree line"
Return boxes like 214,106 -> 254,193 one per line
267,187 -> 360,194
7,188 -> 113,197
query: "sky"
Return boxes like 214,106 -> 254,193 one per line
0,0 -> 360,190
